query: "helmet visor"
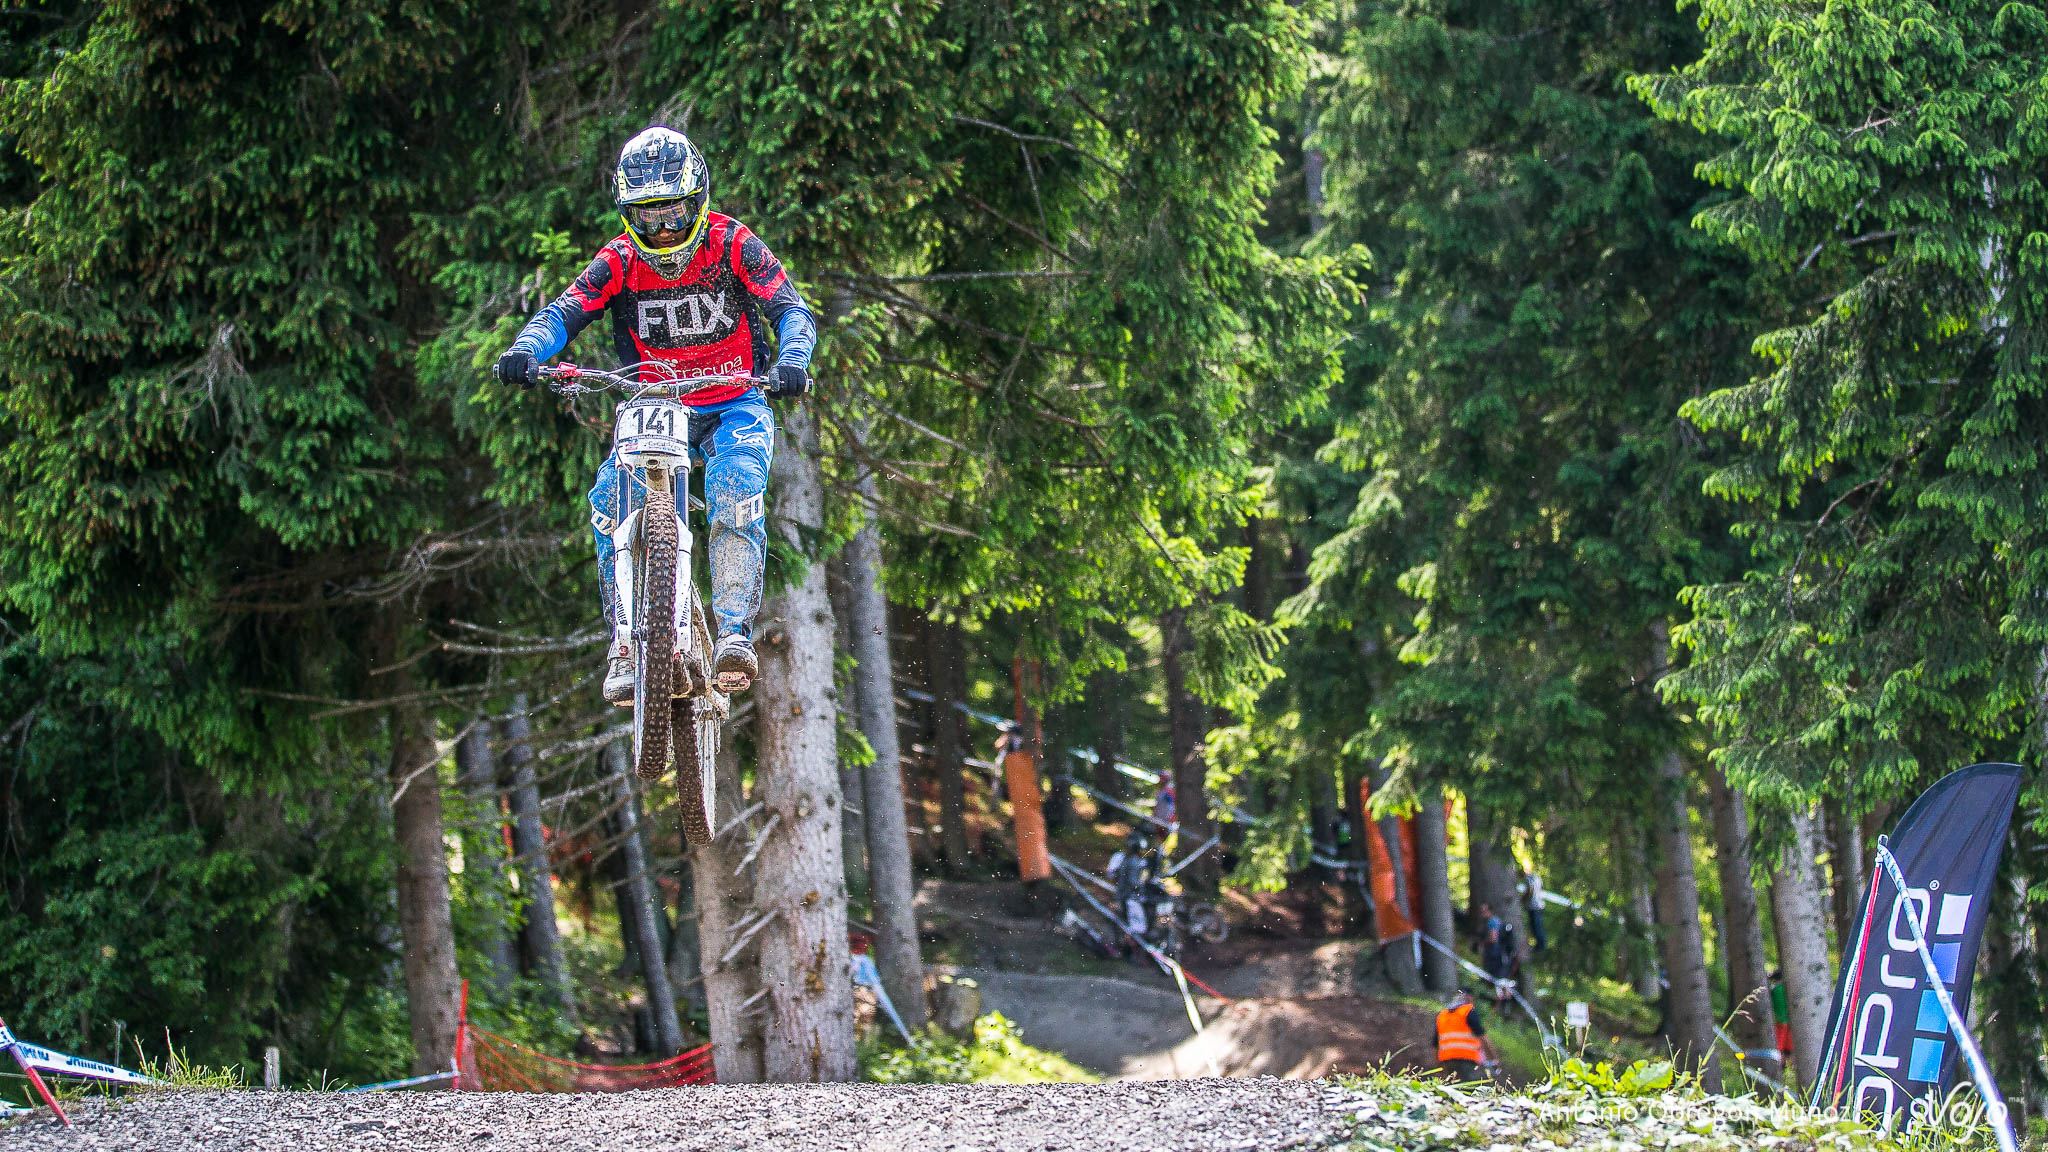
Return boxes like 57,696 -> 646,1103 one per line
624,193 -> 707,248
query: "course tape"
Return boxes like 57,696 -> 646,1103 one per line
1710,1021 -> 1788,1094
851,953 -> 919,1048
1045,852 -> 1231,1048
339,1070 -> 458,1093
1407,931 -> 1560,1051
0,1026 -> 157,1087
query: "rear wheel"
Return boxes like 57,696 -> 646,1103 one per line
633,487 -> 679,783
672,697 -> 719,846
672,581 -> 723,847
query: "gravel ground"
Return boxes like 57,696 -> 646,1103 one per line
0,1079 -> 1372,1152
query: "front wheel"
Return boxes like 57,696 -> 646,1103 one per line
632,487 -> 679,783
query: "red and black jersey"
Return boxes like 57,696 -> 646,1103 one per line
517,213 -> 810,406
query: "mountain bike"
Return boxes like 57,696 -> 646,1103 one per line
538,362 -> 758,847
1136,880 -> 1229,960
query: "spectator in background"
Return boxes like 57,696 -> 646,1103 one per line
1522,867 -> 1548,952
1477,901 -> 1503,970
1153,780 -> 1177,826
1476,901 -> 1510,1007
1771,969 -> 1794,1068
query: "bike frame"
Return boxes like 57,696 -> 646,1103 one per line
545,363 -> 759,687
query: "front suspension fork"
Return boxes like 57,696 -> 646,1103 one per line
610,465 -> 692,647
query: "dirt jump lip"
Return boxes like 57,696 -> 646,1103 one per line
961,968 -> 1439,1082
0,1079 -> 1373,1152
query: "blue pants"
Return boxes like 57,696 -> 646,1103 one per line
589,393 -> 774,641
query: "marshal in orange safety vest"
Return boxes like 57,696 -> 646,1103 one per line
1435,994 -> 1493,1082
1436,1002 -> 1484,1063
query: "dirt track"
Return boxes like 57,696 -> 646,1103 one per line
965,969 -> 1438,1080
0,1079 -> 1372,1152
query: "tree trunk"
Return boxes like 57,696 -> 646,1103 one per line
1771,803 -> 1835,1090
1090,670 -> 1125,802
502,696 -> 575,1024
1828,798 -> 1866,954
1706,765 -> 1772,1059
825,553 -> 871,905
1006,657 -> 1052,885
605,739 -> 685,1055
388,698 -> 459,1076
697,730 -> 765,1082
1342,763 -> 1368,866
1373,765 -> 1424,995
1650,748 -> 1720,1091
1467,797 -> 1526,946
1611,817 -> 1662,1002
1414,786 -> 1457,994
751,404 -> 857,1082
926,616 -> 974,871
1159,607 -> 1221,896
1310,767 -> 1339,859
1244,518 -> 1275,622
1041,705 -> 1074,834
1304,141 -> 1327,235
1339,761 -> 1369,934
840,487 -> 928,1032
667,856 -> 705,1017
455,719 -> 517,996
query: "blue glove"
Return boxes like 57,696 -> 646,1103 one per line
766,363 -> 809,399
496,349 -> 539,389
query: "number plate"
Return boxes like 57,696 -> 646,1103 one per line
614,398 -> 690,461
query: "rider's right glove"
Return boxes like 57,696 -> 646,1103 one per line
766,363 -> 810,399
495,348 -> 540,389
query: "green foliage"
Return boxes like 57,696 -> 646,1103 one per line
1549,1057 -> 1678,1097
861,1013 -> 1098,1085
1332,1069 -> 2002,1152
1636,0 -> 2048,816
1232,0 -> 1761,853
0,637 -> 412,1082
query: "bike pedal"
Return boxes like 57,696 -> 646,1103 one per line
714,671 -> 751,693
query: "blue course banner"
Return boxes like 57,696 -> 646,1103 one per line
1815,763 -> 2023,1127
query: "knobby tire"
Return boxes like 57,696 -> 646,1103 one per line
634,487 -> 679,783
672,584 -> 719,847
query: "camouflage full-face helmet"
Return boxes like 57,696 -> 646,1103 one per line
614,127 -> 710,280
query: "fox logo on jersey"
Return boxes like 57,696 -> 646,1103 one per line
636,292 -> 734,341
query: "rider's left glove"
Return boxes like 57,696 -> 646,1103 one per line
496,348 -> 540,390
766,363 -> 809,399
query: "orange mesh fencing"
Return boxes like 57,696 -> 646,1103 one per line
456,1022 -> 713,1092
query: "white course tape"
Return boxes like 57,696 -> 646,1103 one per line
1711,1021 -> 1788,1093
7,1039 -> 158,1086
1412,932 -> 1560,1050
852,952 -> 919,1048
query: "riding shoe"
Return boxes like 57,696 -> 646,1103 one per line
712,632 -> 757,691
603,654 -> 636,705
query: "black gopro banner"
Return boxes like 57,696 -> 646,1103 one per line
1815,762 -> 2023,1123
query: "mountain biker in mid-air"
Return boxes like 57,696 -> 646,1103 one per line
494,126 -> 816,702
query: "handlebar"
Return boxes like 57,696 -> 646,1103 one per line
538,361 -> 766,399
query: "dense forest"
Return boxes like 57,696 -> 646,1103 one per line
3,0 -> 2047,1115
